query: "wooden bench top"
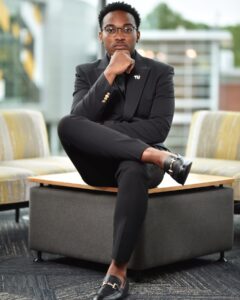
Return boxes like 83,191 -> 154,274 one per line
28,172 -> 234,194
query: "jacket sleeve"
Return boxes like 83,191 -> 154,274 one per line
103,66 -> 175,145
71,66 -> 115,121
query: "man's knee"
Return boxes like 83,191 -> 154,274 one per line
58,115 -> 71,141
58,114 -> 85,141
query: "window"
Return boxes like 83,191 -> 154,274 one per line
0,0 -> 43,104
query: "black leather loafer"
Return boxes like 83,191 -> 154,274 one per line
164,154 -> 192,185
93,274 -> 129,300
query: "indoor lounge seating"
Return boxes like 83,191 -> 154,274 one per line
186,110 -> 240,206
0,109 -> 76,221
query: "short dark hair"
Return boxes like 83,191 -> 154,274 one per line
98,2 -> 141,30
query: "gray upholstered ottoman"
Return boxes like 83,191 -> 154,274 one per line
29,173 -> 234,270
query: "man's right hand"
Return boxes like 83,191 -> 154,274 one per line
104,50 -> 135,85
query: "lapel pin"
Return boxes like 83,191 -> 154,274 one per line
134,75 -> 141,80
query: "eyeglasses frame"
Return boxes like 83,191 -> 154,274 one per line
102,24 -> 137,35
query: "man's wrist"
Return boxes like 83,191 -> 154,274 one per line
104,68 -> 116,85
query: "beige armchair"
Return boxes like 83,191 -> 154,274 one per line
186,110 -> 240,205
0,109 -> 75,221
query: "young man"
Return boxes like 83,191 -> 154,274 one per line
58,2 -> 192,299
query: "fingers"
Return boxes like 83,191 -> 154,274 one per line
126,59 -> 135,74
108,52 -> 135,75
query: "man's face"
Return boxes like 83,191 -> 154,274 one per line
99,10 -> 140,56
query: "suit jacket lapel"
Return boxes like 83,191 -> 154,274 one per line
123,53 -> 150,120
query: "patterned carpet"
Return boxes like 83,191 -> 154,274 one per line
0,209 -> 240,300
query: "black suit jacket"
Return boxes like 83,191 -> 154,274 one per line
71,51 -> 175,147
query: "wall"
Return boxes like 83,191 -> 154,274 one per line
219,83 -> 240,111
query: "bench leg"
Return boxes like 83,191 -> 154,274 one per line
15,208 -> 20,223
33,251 -> 44,262
218,251 -> 227,262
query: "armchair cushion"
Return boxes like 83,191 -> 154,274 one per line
0,167 -> 32,204
0,156 -> 75,176
186,111 -> 240,160
191,158 -> 240,201
0,109 -> 49,160
186,110 -> 240,201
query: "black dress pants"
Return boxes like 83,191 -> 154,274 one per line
58,114 -> 164,263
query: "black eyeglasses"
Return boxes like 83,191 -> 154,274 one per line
103,25 -> 137,35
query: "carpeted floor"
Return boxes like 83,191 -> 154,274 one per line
0,209 -> 240,300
